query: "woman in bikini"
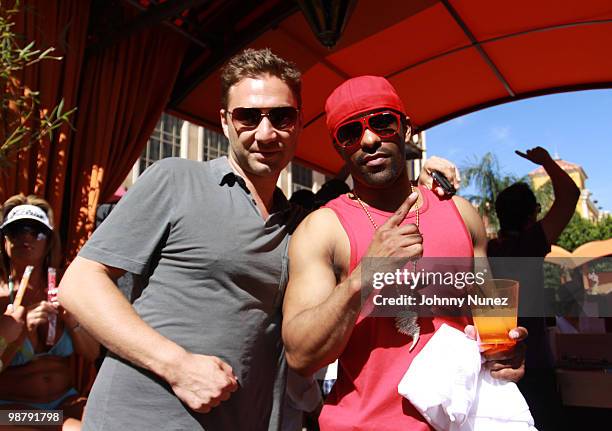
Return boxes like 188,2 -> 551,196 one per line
0,194 -> 99,430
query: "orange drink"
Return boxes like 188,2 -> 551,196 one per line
472,314 -> 517,353
469,279 -> 519,354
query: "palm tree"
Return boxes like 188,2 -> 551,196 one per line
461,152 -> 523,233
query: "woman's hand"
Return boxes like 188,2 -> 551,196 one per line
1,304 -> 26,344
25,300 -> 58,333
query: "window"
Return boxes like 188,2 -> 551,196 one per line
292,162 -> 313,193
202,128 -> 229,161
139,114 -> 183,173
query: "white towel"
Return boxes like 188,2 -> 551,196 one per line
398,324 -> 537,431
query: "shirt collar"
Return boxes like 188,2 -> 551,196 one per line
211,156 -> 291,213
210,157 -> 235,183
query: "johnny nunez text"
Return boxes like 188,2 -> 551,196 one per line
372,294 -> 509,308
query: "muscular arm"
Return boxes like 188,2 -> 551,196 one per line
282,209 -> 362,376
59,256 -> 238,412
58,257 -> 185,377
64,316 -> 100,363
283,193 -> 422,376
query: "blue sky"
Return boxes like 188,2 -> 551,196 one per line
426,89 -> 612,213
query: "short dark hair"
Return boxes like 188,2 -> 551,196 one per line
220,48 -> 302,109
495,182 -> 538,231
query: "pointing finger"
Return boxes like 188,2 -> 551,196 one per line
382,191 -> 418,228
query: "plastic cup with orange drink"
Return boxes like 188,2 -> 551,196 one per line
469,278 -> 519,355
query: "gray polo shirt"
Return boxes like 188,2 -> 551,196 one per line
79,157 -> 304,431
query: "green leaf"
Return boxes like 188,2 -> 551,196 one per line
1,1 -> 77,165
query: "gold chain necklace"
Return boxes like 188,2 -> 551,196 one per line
349,184 -> 421,351
351,184 -> 419,233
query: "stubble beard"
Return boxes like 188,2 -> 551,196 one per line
354,158 -> 405,189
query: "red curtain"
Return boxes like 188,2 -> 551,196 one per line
64,24 -> 187,261
2,0 -> 188,394
1,1 -> 188,262
0,0 -> 89,223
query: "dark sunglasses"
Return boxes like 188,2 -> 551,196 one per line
334,111 -> 405,148
228,107 -> 299,131
3,222 -> 50,240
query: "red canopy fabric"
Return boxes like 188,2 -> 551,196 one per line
546,240 -> 612,269
169,0 -> 612,175
572,238 -> 612,258
545,245 -> 575,268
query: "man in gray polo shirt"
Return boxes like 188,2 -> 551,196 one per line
60,49 -> 304,430
59,48 -> 459,430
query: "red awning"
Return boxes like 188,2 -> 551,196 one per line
546,245 -> 575,268
546,239 -> 612,269
572,238 -> 612,259
168,0 -> 612,175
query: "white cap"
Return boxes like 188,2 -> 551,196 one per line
1,204 -> 53,231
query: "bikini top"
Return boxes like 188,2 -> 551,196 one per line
9,330 -> 74,367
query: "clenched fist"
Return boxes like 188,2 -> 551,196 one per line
165,352 -> 239,413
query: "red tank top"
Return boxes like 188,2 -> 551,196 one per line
319,186 -> 473,431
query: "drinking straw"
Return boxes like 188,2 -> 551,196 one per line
12,265 -> 34,307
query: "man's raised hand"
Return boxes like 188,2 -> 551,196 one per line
515,147 -> 553,166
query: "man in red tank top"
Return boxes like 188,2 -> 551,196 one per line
282,76 -> 528,430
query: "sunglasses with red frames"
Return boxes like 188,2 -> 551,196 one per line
228,107 -> 299,131
333,110 -> 406,148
